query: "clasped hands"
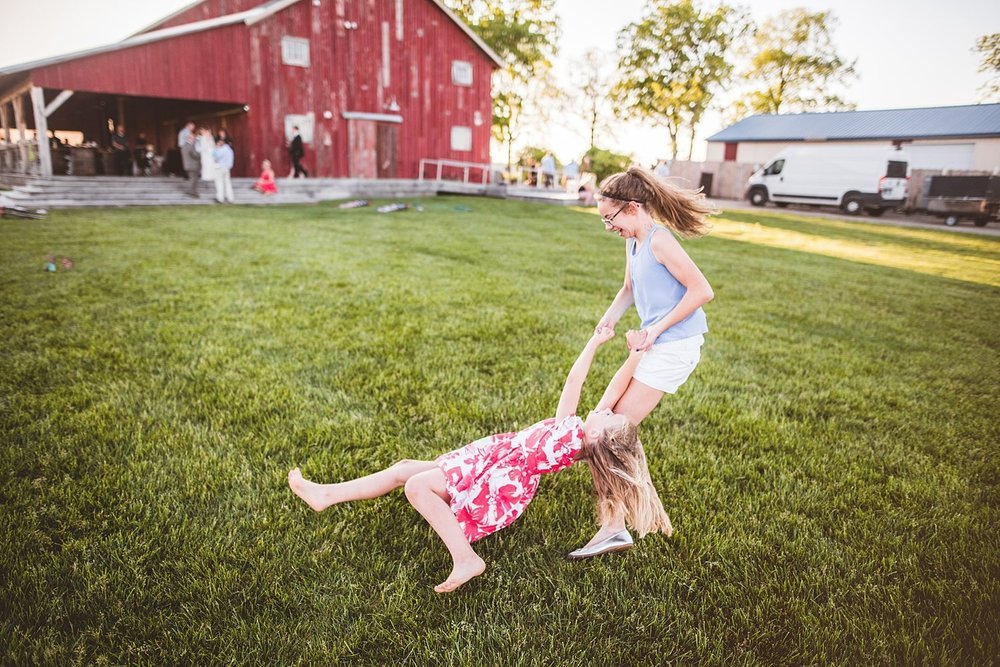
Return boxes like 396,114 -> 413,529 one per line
592,323 -> 652,353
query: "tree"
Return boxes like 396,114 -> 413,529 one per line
571,49 -> 619,153
737,9 -> 856,116
973,33 -> 1000,103
444,1 -> 559,170
584,147 -> 633,183
615,0 -> 748,160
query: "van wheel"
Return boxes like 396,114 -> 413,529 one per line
945,215 -> 959,227
841,195 -> 863,215
864,207 -> 886,217
775,202 -> 789,208
749,188 -> 768,207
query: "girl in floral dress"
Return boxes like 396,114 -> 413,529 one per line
288,328 -> 673,593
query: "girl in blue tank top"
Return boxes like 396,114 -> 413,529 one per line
567,166 -> 716,561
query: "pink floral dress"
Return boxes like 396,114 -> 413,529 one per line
435,415 -> 585,542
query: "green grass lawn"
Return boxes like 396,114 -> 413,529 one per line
1,198 -> 998,665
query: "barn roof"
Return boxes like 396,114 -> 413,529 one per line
706,104 -> 1000,143
0,0 -> 503,83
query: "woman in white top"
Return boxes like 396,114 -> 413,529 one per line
198,127 -> 215,181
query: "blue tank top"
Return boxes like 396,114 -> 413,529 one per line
628,226 -> 709,344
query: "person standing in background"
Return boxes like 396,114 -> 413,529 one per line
180,132 -> 201,198
133,133 -> 151,176
540,152 -> 556,189
212,137 -> 235,204
177,121 -> 195,150
288,126 -> 308,178
111,125 -> 130,176
198,127 -> 216,183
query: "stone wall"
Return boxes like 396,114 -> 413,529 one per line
659,160 -> 757,200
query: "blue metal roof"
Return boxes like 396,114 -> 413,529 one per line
706,104 -> 1000,142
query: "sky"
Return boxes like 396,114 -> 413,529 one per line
0,0 -> 997,164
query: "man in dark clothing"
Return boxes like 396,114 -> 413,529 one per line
288,126 -> 308,178
111,125 -> 130,176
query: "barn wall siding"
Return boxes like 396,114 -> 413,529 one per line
33,24 -> 253,103
28,0 -> 495,178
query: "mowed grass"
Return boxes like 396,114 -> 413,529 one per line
1,197 -> 998,665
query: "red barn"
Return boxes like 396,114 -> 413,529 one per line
0,0 -> 500,179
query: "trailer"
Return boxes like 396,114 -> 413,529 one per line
925,175 -> 1000,227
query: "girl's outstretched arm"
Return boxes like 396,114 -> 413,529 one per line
555,327 -> 615,422
594,330 -> 646,412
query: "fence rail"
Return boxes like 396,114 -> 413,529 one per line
0,141 -> 40,175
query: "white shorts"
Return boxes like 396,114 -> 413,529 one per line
633,334 -> 704,394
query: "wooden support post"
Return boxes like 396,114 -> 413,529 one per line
30,87 -> 52,178
12,94 -> 29,173
0,103 -> 8,172
0,102 -> 9,143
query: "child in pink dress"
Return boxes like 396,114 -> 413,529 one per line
253,159 -> 278,195
288,328 -> 673,593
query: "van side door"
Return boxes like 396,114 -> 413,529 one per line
761,158 -> 785,196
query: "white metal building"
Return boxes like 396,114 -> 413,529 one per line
706,104 -> 1000,172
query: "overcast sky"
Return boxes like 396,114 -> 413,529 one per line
0,0 -> 997,163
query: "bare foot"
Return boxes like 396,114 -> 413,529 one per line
288,467 -> 337,512
433,556 -> 486,594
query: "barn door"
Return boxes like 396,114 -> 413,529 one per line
376,123 -> 397,178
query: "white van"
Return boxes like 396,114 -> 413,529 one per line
745,145 -> 909,216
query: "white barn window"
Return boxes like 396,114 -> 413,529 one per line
282,37 -> 311,67
451,61 -> 473,86
285,113 -> 315,143
451,126 -> 472,151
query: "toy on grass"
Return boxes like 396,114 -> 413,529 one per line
338,200 -> 369,209
60,256 -> 74,271
44,254 -> 57,272
376,203 -> 409,213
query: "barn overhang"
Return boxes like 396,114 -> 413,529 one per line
0,81 -> 250,177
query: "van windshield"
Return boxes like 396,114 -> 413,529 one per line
764,159 -> 784,175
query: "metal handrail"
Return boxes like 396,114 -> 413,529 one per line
0,141 -> 40,175
418,158 -> 493,185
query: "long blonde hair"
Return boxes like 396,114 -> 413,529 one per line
599,166 -> 715,238
581,422 -> 673,538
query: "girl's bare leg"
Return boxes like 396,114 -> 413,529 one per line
288,459 -> 436,511
583,378 -> 665,548
404,468 -> 486,593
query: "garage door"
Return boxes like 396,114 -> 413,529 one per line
905,144 -> 975,170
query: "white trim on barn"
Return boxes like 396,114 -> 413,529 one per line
342,111 -> 403,124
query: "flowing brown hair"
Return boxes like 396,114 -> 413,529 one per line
580,422 -> 673,538
599,166 -> 716,238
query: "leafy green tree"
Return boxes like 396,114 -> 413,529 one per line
445,1 -> 559,169
615,0 -> 748,160
737,8 -> 856,116
584,147 -> 633,183
973,33 -> 1000,102
517,145 -> 546,166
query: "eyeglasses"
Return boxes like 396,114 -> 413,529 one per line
601,203 -> 629,226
